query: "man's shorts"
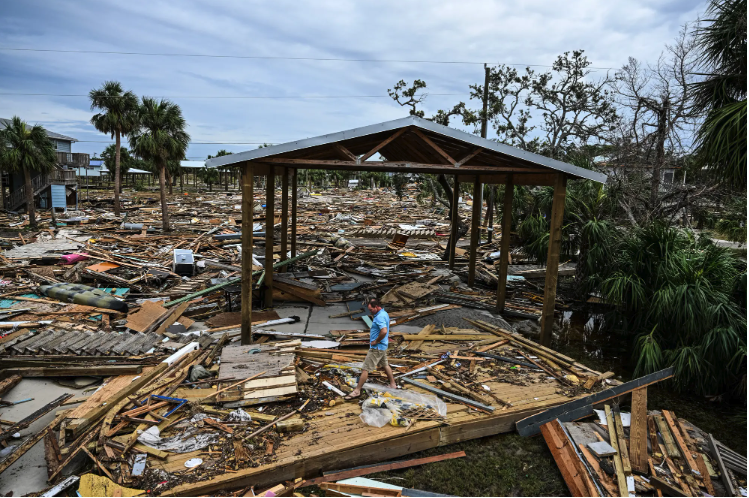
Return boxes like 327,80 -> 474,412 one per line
362,349 -> 389,372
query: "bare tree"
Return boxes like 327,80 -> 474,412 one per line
612,26 -> 702,220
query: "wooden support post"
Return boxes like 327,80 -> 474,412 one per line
448,175 -> 460,269
290,169 -> 297,259
241,163 -> 254,345
264,169 -> 275,308
629,387 -> 648,474
496,176 -> 513,313
280,168 -> 289,272
467,176 -> 481,287
539,173 -> 567,346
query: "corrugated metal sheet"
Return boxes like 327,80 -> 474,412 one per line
50,184 -> 67,209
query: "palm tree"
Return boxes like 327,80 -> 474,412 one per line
691,0 -> 747,184
199,166 -> 219,191
129,98 -> 190,232
90,81 -> 139,217
0,117 -> 56,228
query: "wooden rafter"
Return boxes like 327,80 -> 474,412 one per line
456,148 -> 483,167
260,157 -> 548,174
333,144 -> 357,162
412,128 -> 457,165
359,128 -> 407,162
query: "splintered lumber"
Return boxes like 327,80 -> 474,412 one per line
2,365 -> 142,377
579,444 -> 619,497
244,400 -> 309,441
583,371 -> 615,390
604,405 -> 629,497
403,334 -> 494,341
0,374 -> 21,397
662,410 -> 698,473
125,300 -> 170,333
0,393 -> 72,443
540,420 -> 597,496
404,324 -> 435,351
202,371 -> 268,401
0,410 -> 69,475
516,367 -> 674,437
629,387 -> 648,474
654,415 -> 680,459
299,451 -> 466,487
708,433 -> 736,497
649,476 -> 689,497
612,410 -> 632,475
66,363 -> 168,439
154,301 -> 191,335
320,482 -> 402,496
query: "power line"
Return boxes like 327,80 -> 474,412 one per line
0,47 -> 618,69
0,92 -> 461,99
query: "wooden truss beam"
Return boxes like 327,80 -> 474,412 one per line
412,128 -> 457,165
358,128 -> 407,162
456,148 -> 483,167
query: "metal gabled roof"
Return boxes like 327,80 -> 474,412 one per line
0,118 -> 78,142
206,115 -> 607,183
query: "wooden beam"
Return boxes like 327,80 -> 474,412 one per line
359,128 -> 407,162
241,163 -> 254,345
2,366 -> 142,377
496,176 -> 513,312
280,168 -> 289,272
662,410 -> 699,473
448,175 -> 459,269
708,433 -> 735,497
540,173 -> 567,346
613,409 -> 632,475
605,405 -> 629,497
265,169 -> 275,308
261,157 -> 546,173
540,420 -> 595,496
412,128 -> 457,164
629,387 -> 648,474
456,148 -> 483,167
333,144 -> 357,162
290,169 -> 297,259
467,176 -> 481,287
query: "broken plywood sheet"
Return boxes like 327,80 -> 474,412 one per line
218,344 -> 296,380
65,367 -> 155,420
126,300 -> 169,333
243,375 -> 297,399
205,310 -> 280,329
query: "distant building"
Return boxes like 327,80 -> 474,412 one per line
0,118 -> 87,213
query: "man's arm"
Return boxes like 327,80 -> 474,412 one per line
371,326 -> 388,346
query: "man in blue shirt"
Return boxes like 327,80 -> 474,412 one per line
345,297 -> 397,399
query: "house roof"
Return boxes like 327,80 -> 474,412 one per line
0,118 -> 78,142
180,160 -> 206,169
205,115 -> 607,184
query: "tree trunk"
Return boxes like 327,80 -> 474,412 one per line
158,163 -> 170,232
166,168 -> 173,195
650,103 -> 668,210
179,173 -> 183,191
114,132 -> 121,217
24,169 -> 36,228
209,182 -> 212,192
0,170 -> 5,209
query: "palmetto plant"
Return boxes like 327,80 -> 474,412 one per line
90,81 -> 140,216
129,98 -> 190,232
0,117 -> 56,228
597,223 -> 746,397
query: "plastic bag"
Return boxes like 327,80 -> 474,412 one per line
359,407 -> 393,428
360,383 -> 447,427
226,408 -> 252,422
137,423 -> 218,453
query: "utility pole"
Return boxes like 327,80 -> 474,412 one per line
480,64 -> 491,242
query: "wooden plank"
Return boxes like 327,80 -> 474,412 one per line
412,128 -> 456,165
154,301 -> 190,335
0,393 -> 72,443
708,433 -> 735,497
0,411 -> 67,475
241,162 -> 254,345
579,443 -> 618,497
613,410 -> 632,475
66,364 -> 166,439
539,420 -> 591,496
649,476 -> 688,497
2,365 -> 142,377
125,300 -> 169,333
406,324 -> 435,351
0,374 -> 21,397
662,410 -> 698,473
280,167 -> 289,271
320,482 -> 401,497
540,173 -> 566,345
273,281 -> 326,306
496,175 -> 513,312
467,176 -> 481,287
629,387 -> 648,474
402,334 -> 494,341
604,405 -> 629,497
516,368 -> 674,436
455,147 -> 483,167
654,415 -> 680,459
299,451 -> 466,487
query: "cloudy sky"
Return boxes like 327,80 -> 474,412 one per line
1,0 -> 706,160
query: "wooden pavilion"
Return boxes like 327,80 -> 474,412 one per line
206,116 -> 607,346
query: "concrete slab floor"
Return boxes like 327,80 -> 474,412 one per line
0,378 -> 89,496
